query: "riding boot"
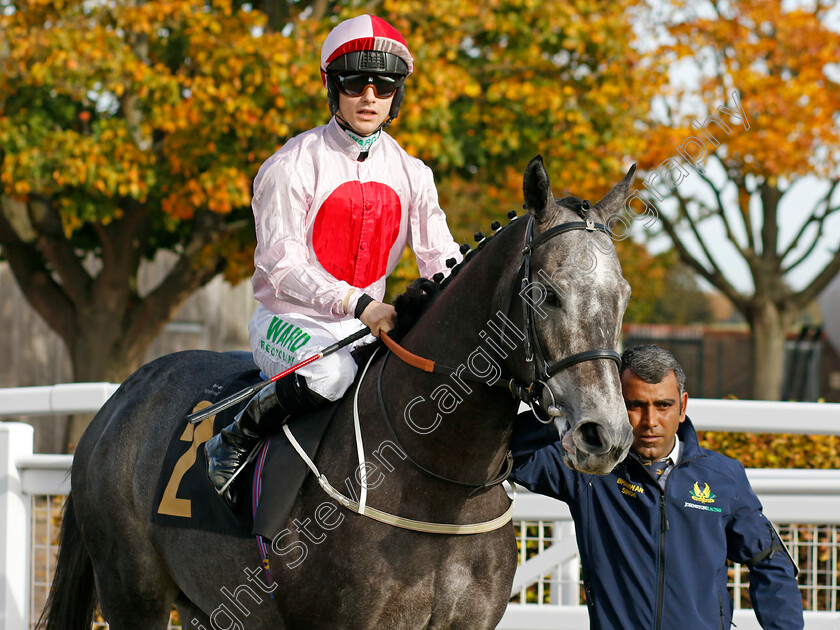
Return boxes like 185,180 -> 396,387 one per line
205,372 -> 328,506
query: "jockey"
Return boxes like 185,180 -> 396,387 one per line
205,14 -> 463,504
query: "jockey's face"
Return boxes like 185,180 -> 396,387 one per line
337,85 -> 393,136
621,370 -> 687,462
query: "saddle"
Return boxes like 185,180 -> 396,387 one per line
150,367 -> 338,538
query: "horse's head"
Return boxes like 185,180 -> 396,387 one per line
517,155 -> 634,474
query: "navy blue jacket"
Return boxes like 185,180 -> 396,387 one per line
511,414 -> 804,630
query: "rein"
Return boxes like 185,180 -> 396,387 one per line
376,350 -> 514,496
379,330 -> 512,392
282,347 -> 515,535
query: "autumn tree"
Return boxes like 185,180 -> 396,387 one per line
382,0 -> 665,308
0,0 -> 328,384
2,0 -> 663,392
649,258 -> 714,326
615,246 -> 713,326
389,0 -> 659,226
636,0 -> 840,399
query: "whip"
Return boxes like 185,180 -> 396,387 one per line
186,327 -> 371,424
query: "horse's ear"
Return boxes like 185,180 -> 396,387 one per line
593,164 -> 636,218
522,155 -> 554,219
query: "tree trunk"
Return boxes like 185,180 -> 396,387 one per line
62,300 -> 171,450
746,299 -> 794,400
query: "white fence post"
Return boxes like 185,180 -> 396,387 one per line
0,422 -> 33,630
557,521 -> 579,605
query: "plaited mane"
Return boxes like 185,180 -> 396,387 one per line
555,195 -> 591,218
352,210 -> 522,366
390,278 -> 441,341
349,278 -> 439,366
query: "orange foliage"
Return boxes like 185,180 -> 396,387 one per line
1,0 -> 661,285
638,0 -> 840,180
698,432 -> 840,469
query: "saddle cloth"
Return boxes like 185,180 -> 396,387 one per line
150,368 -> 338,538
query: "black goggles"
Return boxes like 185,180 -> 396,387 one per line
332,73 -> 405,98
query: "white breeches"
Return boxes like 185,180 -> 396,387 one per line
248,304 -> 372,401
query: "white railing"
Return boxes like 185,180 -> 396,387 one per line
498,487 -> 840,629
2,386 -> 840,630
0,384 -> 117,630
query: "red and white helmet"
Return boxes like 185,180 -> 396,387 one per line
320,15 -> 414,123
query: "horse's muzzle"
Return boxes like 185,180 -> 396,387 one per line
563,419 -> 633,475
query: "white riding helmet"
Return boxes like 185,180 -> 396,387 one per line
320,15 -> 414,124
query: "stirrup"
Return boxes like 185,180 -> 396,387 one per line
215,437 -> 267,500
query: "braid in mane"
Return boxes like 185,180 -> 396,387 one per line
390,278 -> 441,342
349,278 -> 441,366
556,195 -> 591,218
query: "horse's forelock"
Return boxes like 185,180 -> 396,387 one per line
555,196 -> 590,220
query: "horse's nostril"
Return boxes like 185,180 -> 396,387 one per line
576,421 -> 606,453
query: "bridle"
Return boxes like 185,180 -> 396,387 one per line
281,213 -> 624,534
372,212 -> 623,491
397,213 -> 622,418
508,214 -> 622,419
381,215 -> 621,407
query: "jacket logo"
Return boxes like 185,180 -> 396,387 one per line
617,477 -> 644,498
689,482 -> 716,504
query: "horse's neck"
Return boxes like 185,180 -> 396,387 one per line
385,220 -> 527,482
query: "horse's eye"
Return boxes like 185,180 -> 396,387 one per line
545,289 -> 562,307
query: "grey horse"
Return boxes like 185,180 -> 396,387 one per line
40,156 -> 635,629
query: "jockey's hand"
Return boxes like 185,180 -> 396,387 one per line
359,300 -> 397,338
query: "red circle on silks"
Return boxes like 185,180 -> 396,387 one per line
312,181 -> 402,287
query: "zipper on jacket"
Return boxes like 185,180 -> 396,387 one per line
584,480 -> 595,610
655,491 -> 668,630
584,582 -> 594,609
719,589 -> 737,628
635,453 -> 704,630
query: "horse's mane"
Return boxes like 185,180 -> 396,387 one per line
391,278 -> 442,341
556,195 -> 591,217
350,201 -> 585,366
437,196 -> 589,291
